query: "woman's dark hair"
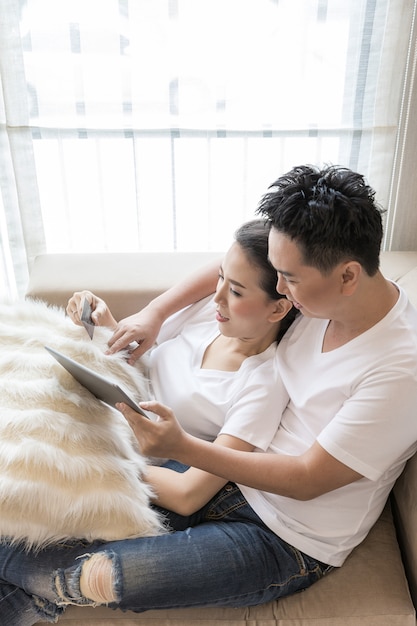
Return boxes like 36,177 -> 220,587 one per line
234,219 -> 298,341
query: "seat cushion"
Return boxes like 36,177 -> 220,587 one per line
41,502 -> 414,626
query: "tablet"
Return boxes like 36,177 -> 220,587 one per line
45,346 -> 150,418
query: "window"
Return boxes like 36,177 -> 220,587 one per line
1,0 -> 416,297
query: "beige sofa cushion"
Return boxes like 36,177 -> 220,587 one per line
42,503 -> 414,626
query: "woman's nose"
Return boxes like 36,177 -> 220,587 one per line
214,282 -> 226,303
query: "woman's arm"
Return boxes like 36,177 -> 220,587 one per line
66,260 -> 220,363
147,434 -> 254,516
107,259 -> 220,363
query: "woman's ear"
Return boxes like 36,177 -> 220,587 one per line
268,297 -> 293,322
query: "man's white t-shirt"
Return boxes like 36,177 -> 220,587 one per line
148,295 -> 288,451
239,285 -> 417,567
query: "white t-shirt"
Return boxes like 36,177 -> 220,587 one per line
239,285 -> 417,567
148,295 -> 288,451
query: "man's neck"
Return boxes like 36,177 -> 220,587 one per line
322,274 -> 399,352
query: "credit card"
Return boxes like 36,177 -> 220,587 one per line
81,299 -> 95,340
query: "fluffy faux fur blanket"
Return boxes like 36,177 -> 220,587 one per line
0,298 -> 164,549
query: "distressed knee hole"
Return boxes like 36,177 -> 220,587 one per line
79,552 -> 117,604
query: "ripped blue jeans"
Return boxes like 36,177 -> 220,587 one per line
0,480 -> 332,626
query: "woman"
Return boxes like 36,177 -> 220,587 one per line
66,219 -> 297,516
0,219 -> 305,625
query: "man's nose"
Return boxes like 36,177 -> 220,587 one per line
276,274 -> 287,295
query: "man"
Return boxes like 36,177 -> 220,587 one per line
118,164 -> 417,568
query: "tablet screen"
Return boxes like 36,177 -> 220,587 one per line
45,346 -> 150,418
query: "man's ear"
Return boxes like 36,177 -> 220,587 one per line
269,297 -> 293,322
341,261 -> 362,295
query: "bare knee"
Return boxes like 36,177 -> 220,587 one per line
79,552 -> 117,604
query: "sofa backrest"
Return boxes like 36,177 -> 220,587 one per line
25,251 -> 223,320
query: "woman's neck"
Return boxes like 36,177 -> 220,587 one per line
201,331 -> 277,371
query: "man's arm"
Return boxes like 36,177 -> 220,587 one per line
119,401 -> 363,501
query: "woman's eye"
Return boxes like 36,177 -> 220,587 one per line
230,288 -> 242,297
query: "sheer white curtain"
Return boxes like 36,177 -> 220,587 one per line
0,0 -> 45,298
0,0 -> 416,299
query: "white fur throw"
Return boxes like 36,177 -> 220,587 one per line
0,298 -> 164,549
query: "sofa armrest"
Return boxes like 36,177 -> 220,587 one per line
25,252 -> 222,321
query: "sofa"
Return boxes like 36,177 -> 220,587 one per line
25,250 -> 417,626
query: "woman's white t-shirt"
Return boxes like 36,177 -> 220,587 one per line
148,295 -> 288,451
239,285 -> 417,567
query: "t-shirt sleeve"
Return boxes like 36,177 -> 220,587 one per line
317,368 -> 417,481
219,355 -> 289,451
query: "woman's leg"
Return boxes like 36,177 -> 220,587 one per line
0,485 -> 332,616
0,460 -> 194,624
0,582 -> 65,626
57,484 -> 331,612
0,539 -> 104,625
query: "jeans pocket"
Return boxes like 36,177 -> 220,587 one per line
289,543 -> 333,585
205,483 -> 251,521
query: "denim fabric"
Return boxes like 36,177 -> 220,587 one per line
0,479 -> 332,625
0,583 -> 60,626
